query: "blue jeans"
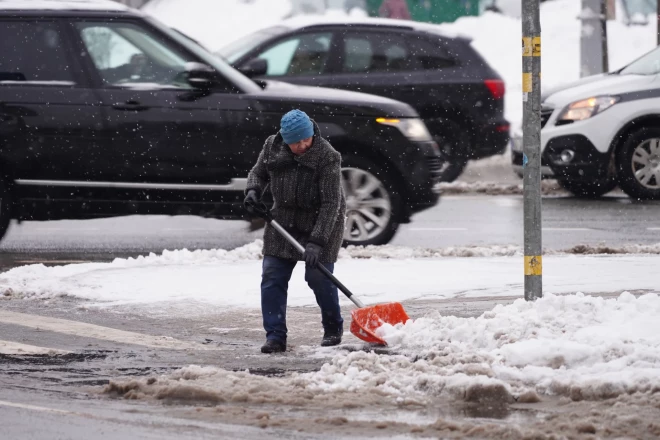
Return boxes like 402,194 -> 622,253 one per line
261,256 -> 344,344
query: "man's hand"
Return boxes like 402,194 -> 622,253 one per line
304,242 -> 322,268
244,190 -> 259,213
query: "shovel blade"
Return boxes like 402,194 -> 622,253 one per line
349,302 -> 410,345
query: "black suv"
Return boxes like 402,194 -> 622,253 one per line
0,1 -> 442,246
217,17 -> 510,182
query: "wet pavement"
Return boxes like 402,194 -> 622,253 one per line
3,292 -> 658,439
1,189 -> 660,438
0,195 -> 658,272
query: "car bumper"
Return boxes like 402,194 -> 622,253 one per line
472,122 -> 510,160
404,140 -> 442,215
510,121 -> 611,182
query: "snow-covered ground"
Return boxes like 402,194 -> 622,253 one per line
144,0 -> 658,132
91,242 -> 660,412
2,240 -> 658,308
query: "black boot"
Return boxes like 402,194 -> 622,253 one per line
321,331 -> 343,347
261,339 -> 286,354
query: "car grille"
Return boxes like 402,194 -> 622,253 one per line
427,155 -> 445,181
540,108 -> 554,128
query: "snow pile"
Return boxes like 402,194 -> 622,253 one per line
567,243 -> 660,255
2,252 -> 659,309
107,292 -> 660,405
341,244 -> 521,258
436,179 -> 565,196
110,240 -> 264,267
366,292 -> 660,400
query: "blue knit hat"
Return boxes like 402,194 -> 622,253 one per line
280,109 -> 314,145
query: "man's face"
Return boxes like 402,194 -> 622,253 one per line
288,136 -> 313,155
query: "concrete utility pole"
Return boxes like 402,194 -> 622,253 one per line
521,0 -> 542,301
579,0 -> 608,77
657,0 -> 660,46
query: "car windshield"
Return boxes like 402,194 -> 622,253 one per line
216,26 -> 291,63
146,16 -> 262,93
619,46 -> 660,75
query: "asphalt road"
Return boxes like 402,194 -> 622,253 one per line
1,192 -> 659,438
0,194 -> 658,270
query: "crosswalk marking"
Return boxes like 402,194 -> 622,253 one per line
0,400 -> 80,416
0,310 -> 216,351
543,228 -> 592,231
0,340 -> 71,355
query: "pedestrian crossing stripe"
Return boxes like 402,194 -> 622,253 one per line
0,310 -> 218,351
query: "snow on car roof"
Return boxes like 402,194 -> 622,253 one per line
0,0 -> 130,12
278,14 -> 468,41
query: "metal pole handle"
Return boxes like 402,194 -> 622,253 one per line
269,219 -> 365,309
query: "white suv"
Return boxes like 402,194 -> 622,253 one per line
511,46 -> 660,199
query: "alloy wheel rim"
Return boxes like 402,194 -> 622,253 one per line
341,167 -> 392,242
631,138 -> 660,189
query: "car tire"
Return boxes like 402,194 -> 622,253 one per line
616,127 -> 660,200
0,179 -> 12,242
557,178 -> 617,198
340,156 -> 402,247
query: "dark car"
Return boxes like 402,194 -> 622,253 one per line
0,1 -> 443,247
217,16 -> 510,182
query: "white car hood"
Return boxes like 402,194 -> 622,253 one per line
544,74 -> 658,109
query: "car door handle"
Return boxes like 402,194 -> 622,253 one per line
112,100 -> 149,111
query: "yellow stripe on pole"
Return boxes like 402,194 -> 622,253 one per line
522,73 -> 532,93
524,256 -> 543,276
522,37 -> 532,56
522,37 -> 541,57
533,36 -> 541,56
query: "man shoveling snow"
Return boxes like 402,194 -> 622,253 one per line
244,109 -> 346,354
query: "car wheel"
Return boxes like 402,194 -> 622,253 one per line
0,179 -> 12,242
557,178 -> 617,198
340,156 -> 402,247
616,127 -> 660,200
436,156 -> 468,183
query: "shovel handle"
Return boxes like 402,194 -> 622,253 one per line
268,219 -> 365,309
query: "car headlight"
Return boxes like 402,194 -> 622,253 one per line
376,117 -> 433,142
557,96 -> 619,123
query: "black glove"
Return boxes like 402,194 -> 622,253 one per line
304,242 -> 322,268
244,189 -> 259,213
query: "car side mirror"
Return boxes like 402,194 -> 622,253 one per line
185,62 -> 220,89
238,58 -> 268,78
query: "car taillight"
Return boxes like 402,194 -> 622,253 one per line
485,79 -> 505,100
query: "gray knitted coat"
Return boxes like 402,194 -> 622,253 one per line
246,122 -> 346,263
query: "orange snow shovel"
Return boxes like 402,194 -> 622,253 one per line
246,200 -> 410,346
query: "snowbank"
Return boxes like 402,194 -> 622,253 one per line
1,242 -> 659,308
106,292 -> 660,406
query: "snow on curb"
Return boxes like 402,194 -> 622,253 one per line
437,180 -> 565,196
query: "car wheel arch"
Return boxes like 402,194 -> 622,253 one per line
608,114 -> 660,157
331,141 -> 411,222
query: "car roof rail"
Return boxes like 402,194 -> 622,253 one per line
299,23 -> 416,32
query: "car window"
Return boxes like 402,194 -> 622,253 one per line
75,22 -> 196,88
407,37 -> 456,70
217,26 -> 291,64
619,46 -> 660,76
341,33 -> 411,73
0,21 -> 74,84
255,32 -> 333,76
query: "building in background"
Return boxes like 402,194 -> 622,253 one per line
366,0 -> 479,23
